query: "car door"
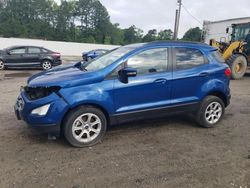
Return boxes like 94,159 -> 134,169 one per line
172,47 -> 211,106
113,47 -> 172,122
24,47 -> 42,67
5,47 -> 27,67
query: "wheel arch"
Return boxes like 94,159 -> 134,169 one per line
41,58 -> 53,63
60,102 -> 111,133
206,91 -> 228,107
233,52 -> 248,60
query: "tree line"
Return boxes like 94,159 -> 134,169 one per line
0,0 -> 202,45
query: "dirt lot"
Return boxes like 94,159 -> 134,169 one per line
0,69 -> 249,188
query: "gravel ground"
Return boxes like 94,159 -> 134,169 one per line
0,69 -> 249,188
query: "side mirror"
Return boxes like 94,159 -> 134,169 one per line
226,27 -> 229,34
118,67 -> 137,84
6,50 -> 11,55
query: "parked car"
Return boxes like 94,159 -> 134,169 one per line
82,49 -> 109,61
0,46 -> 61,70
15,41 -> 231,147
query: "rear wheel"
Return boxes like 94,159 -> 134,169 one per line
227,54 -> 247,80
41,60 -> 52,70
0,60 -> 5,70
196,96 -> 225,128
63,106 -> 107,147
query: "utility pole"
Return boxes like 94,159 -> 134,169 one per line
173,0 -> 182,40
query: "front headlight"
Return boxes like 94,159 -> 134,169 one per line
31,104 -> 50,116
24,86 -> 61,100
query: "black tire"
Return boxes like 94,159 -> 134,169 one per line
63,105 -> 107,147
41,60 -> 52,70
196,96 -> 225,128
227,54 -> 247,80
0,60 -> 5,70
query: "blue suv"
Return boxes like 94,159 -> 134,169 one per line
15,41 -> 231,147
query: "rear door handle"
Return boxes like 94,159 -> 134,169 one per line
199,72 -> 209,77
154,78 -> 167,84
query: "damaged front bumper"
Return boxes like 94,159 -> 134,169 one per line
14,87 -> 69,134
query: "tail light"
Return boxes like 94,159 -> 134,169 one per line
224,68 -> 231,78
52,53 -> 61,58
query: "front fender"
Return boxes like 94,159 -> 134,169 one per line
59,80 -> 114,115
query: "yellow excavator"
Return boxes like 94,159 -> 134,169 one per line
210,22 -> 250,79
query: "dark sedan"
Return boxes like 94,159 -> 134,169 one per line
0,46 -> 62,70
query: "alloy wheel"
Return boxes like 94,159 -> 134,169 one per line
0,60 -> 4,70
205,102 -> 223,124
72,113 -> 102,143
42,61 -> 52,70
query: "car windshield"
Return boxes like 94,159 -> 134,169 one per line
84,46 -> 137,72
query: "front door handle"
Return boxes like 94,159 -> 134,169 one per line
199,72 -> 209,77
154,78 -> 167,84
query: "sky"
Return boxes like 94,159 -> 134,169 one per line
98,0 -> 250,37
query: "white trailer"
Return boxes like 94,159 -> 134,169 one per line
203,17 -> 250,44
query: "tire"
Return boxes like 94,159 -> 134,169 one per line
196,96 -> 225,128
0,60 -> 5,70
227,54 -> 247,80
41,60 -> 52,70
63,106 -> 107,147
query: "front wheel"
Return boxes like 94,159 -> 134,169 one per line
63,106 -> 107,147
41,60 -> 52,70
0,60 -> 5,70
196,96 -> 225,128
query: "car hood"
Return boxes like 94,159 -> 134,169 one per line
27,62 -> 103,88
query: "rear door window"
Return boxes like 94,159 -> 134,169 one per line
175,48 -> 206,70
41,48 -> 49,53
28,47 -> 41,54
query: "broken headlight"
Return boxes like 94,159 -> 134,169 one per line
23,86 -> 61,100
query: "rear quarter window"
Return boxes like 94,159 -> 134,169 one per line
175,48 -> 206,70
211,51 -> 225,63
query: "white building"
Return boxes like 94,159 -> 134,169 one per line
203,17 -> 250,44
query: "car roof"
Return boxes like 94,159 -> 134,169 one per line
125,41 -> 216,51
6,45 -> 44,49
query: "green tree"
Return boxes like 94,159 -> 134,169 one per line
109,23 -> 124,45
157,29 -> 173,40
54,0 -> 75,41
143,29 -> 157,42
0,0 -> 175,45
182,27 -> 202,42
123,25 -> 143,44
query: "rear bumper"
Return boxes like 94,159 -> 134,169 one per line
226,94 -> 231,107
53,59 -> 62,66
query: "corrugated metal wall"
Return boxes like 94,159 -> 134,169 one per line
0,37 -> 120,56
